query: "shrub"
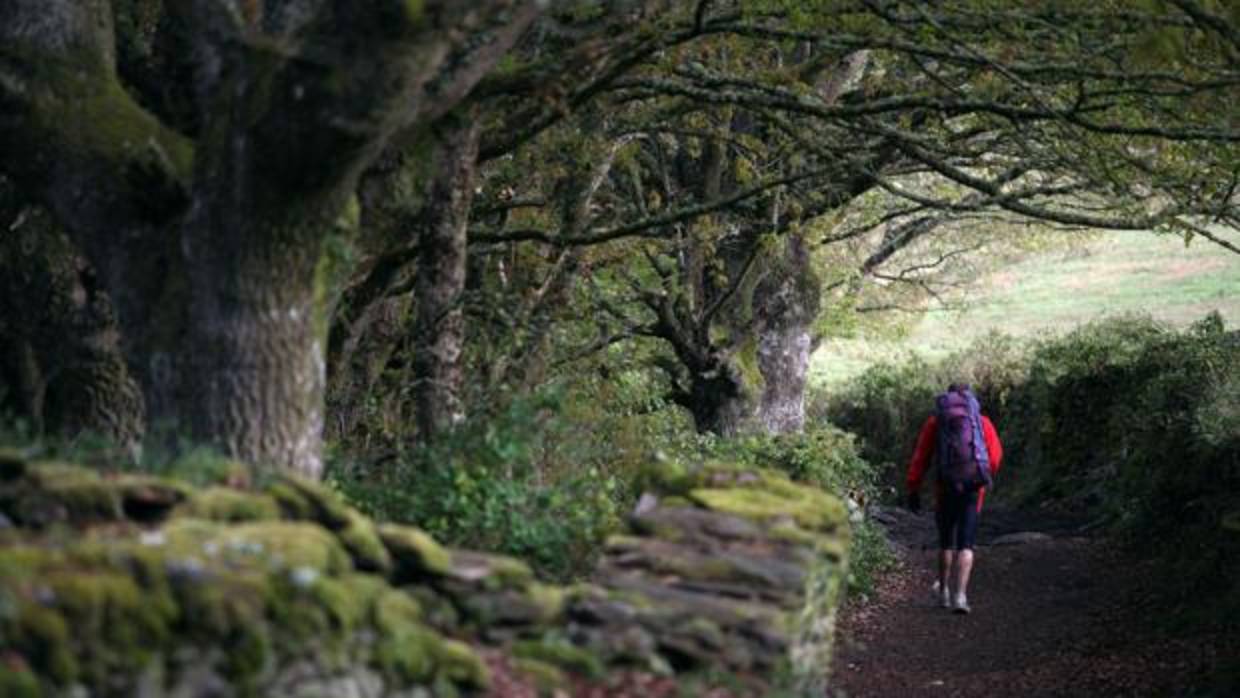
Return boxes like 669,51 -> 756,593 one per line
327,393 -> 627,582
847,518 -> 896,598
814,354 -> 937,496
704,426 -> 876,496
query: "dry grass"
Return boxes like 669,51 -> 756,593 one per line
813,229 -> 1240,386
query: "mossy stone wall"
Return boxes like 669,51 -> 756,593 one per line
0,454 -> 850,696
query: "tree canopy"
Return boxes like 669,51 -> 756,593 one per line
1,0 -> 1236,476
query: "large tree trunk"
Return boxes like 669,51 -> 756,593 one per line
412,116 -> 482,442
754,233 -> 820,435
182,242 -> 334,478
0,196 -> 145,449
0,0 -> 191,442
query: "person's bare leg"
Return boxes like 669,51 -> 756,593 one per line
953,548 -> 975,612
955,549 -> 974,595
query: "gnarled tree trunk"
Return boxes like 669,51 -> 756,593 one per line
0,178 -> 146,452
412,115 -> 482,442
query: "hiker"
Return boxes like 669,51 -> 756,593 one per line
905,383 -> 1003,614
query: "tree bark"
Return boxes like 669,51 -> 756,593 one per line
182,255 -> 334,477
0,0 -> 540,477
412,116 -> 482,441
0,197 -> 145,449
0,0 -> 193,435
754,233 -> 820,435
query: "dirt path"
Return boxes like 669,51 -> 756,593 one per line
830,506 -> 1237,697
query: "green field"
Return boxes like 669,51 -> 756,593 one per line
812,229 -> 1240,386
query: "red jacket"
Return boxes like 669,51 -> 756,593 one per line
906,414 -> 1003,512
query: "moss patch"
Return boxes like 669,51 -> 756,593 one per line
0,463 -> 191,527
513,656 -> 567,693
5,462 -> 122,526
689,479 -> 847,534
1,519 -> 486,695
433,638 -> 491,689
267,476 -> 352,528
162,519 -> 352,574
379,524 -> 452,579
177,487 -> 280,522
337,509 -> 392,573
513,638 -> 605,679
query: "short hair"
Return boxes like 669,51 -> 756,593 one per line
947,382 -> 972,394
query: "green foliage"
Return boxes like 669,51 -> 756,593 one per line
699,426 -> 875,497
327,394 -> 626,582
846,518 -> 895,599
816,354 -> 938,482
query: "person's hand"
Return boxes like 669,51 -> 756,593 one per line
906,491 -> 921,513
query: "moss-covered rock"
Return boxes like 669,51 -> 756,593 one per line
0,462 -> 190,528
404,584 -> 461,632
576,460 -> 852,692
337,509 -> 392,573
267,476 -> 352,528
1,462 -> 122,527
688,475 -> 847,534
379,523 -> 452,580
513,637 -> 605,679
629,504 -> 766,544
176,486 -> 281,522
442,549 -> 535,591
433,638 -> 491,690
0,455 -> 851,697
1,522 -> 489,697
602,535 -> 806,605
454,585 -> 564,632
429,549 -> 566,636
162,518 -> 353,574
220,476 -> 390,573
372,585 -> 423,632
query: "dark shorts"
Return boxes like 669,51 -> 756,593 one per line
936,489 -> 980,550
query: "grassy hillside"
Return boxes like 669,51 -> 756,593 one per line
812,229 -> 1240,386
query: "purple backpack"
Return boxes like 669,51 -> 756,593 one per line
934,386 -> 993,494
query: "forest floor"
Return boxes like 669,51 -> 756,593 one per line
831,505 -> 1240,697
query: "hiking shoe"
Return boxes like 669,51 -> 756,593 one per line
952,593 -> 971,615
932,580 -> 951,609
